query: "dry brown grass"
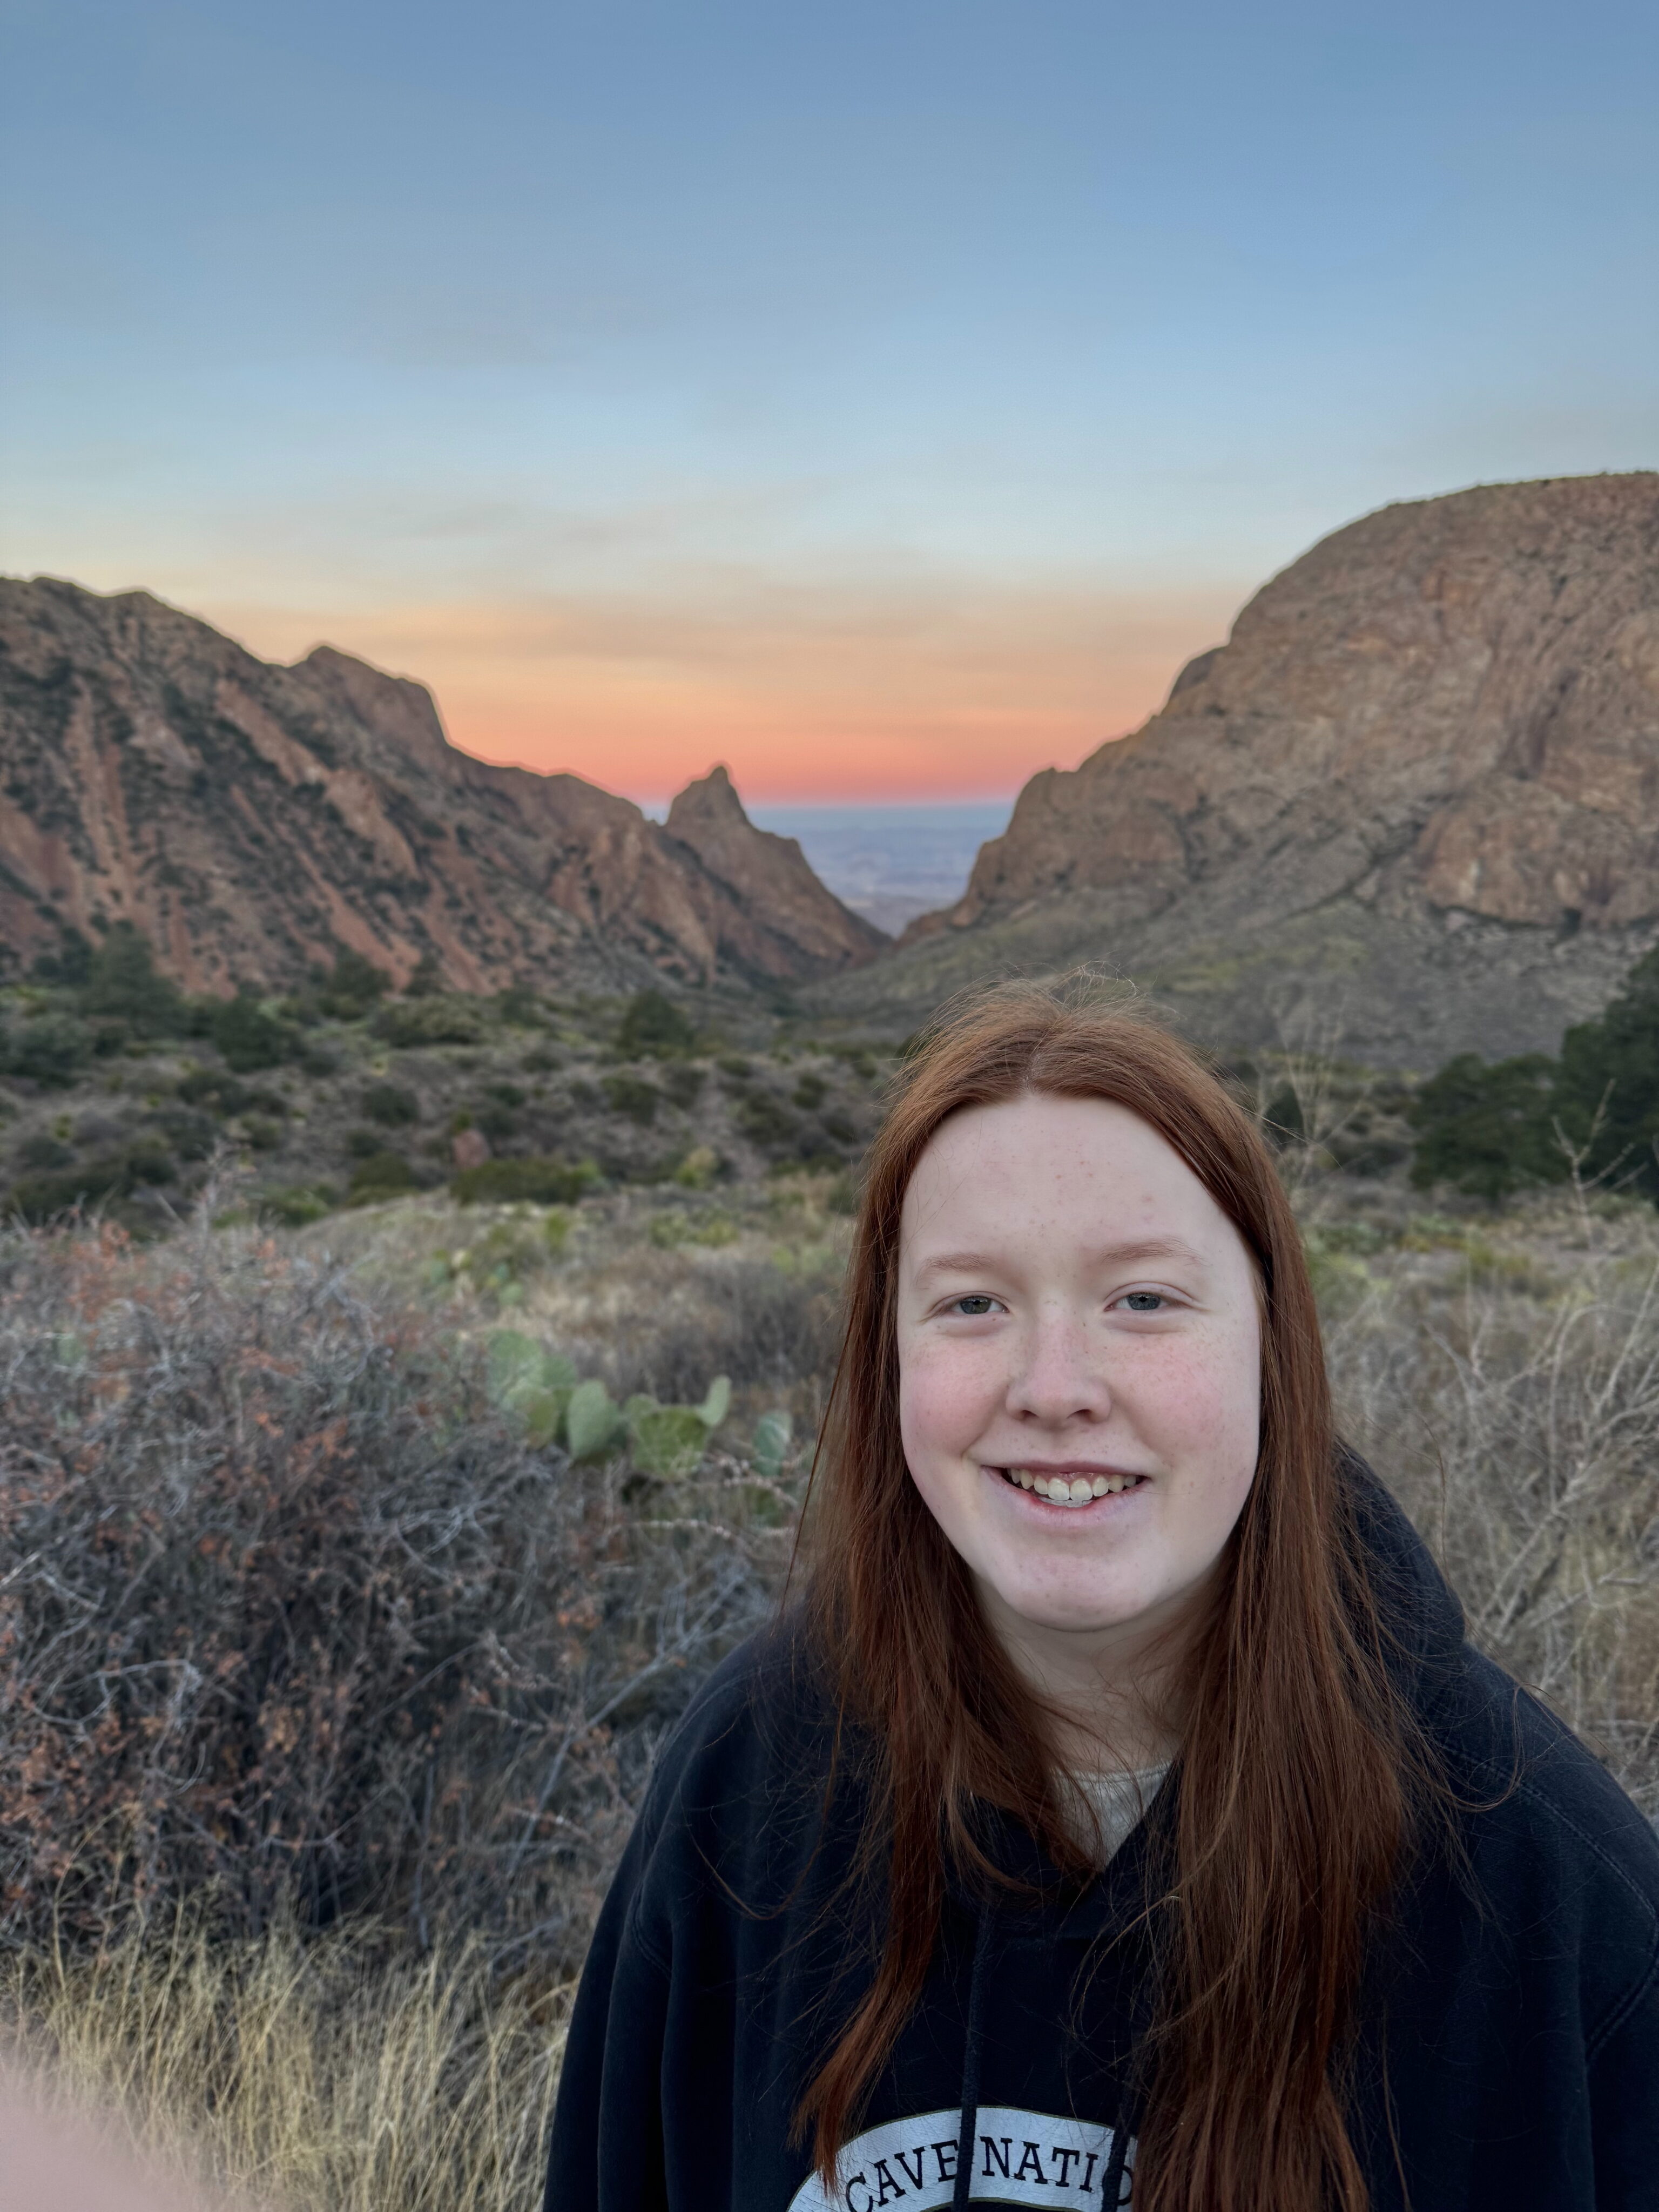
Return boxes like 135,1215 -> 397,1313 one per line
1320,1192 -> 1659,1816
3,1914 -> 567,2212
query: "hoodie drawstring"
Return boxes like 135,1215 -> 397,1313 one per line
950,1903 -> 994,2211
1101,2114 -> 1131,2206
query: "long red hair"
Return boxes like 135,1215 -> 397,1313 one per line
795,986 -> 1428,2212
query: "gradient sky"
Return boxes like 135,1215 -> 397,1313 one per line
3,0 -> 1656,802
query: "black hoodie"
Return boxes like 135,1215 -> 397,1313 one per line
545,1474 -> 1659,2210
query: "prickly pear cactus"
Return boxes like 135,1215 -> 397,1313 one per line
565,1378 -> 626,1460
751,1408 -> 793,1481
485,1329 -> 577,1447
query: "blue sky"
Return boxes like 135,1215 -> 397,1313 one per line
3,0 -> 1656,799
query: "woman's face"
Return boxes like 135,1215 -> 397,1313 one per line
896,1092 -> 1262,1674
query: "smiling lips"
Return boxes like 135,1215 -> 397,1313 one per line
996,1467 -> 1148,1509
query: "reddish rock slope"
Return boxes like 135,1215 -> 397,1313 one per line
0,580 -> 881,995
808,474 -> 1659,1064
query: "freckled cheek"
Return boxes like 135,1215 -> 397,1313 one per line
1126,1338 -> 1260,1479
898,1338 -> 1006,1464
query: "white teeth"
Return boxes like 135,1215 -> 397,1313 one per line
1001,1467 -> 1145,1507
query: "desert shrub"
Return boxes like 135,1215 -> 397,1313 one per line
661,1062 -> 705,1110
0,1217 -> 784,1960
1553,947 -> 1659,1200
362,1082 -> 420,1127
374,996 -> 487,1049
347,1149 -> 420,1198
259,1184 -> 338,1227
615,989 -> 696,1058
792,1072 -> 826,1111
6,1140 -> 176,1224
451,1157 -> 599,1205
1407,1052 -> 1564,1201
16,1132 -> 72,1172
177,1069 -> 252,1116
211,990 -> 293,1074
1409,945 -> 1659,1206
602,1074 -> 659,1126
476,1102 -> 520,1143
2,1011 -> 94,1088
306,947 -> 392,1022
148,1105 -> 219,1161
28,929 -> 93,988
81,923 -> 190,1040
735,1090 -> 798,1151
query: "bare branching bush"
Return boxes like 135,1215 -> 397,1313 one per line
0,1213 -> 791,1964
1328,1245 -> 1659,1818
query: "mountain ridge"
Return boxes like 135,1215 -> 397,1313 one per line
0,577 -> 885,996
805,472 -> 1659,1065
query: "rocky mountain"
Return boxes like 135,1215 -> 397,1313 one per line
806,473 -> 1659,1065
0,578 -> 885,996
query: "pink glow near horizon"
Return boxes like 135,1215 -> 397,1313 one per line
207,578 -> 1241,807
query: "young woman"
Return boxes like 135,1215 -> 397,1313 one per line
545,991 -> 1659,2211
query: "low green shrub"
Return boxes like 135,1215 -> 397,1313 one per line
616,989 -> 697,1058
1407,1053 -> 1563,1201
362,1082 -> 420,1127
603,1074 -> 659,1125
373,996 -> 488,1048
347,1150 -> 420,1199
259,1183 -> 338,1226
6,1139 -> 175,1223
212,990 -> 295,1073
451,1157 -> 599,1205
2,1011 -> 95,1088
662,1062 -> 706,1110
736,1091 -> 797,1150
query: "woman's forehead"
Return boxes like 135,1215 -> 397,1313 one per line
900,1094 -> 1230,1248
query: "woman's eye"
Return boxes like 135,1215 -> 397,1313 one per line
950,1296 -> 999,1317
1120,1291 -> 1165,1313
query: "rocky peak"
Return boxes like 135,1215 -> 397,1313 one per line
666,766 -> 888,974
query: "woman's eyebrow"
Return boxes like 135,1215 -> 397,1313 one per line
1094,1236 -> 1208,1270
912,1237 -> 1206,1281
911,1250 -> 1002,1281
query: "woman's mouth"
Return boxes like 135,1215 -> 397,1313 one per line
995,1467 -> 1148,1509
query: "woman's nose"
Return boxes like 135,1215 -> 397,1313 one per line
1007,1309 -> 1110,1427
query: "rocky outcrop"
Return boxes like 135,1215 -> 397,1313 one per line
0,579 -> 881,996
665,767 -> 887,974
809,474 -> 1659,1065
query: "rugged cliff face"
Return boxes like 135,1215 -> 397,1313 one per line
0,579 -> 881,995
808,474 -> 1659,1064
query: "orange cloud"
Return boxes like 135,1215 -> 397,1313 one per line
203,574 -> 1247,803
